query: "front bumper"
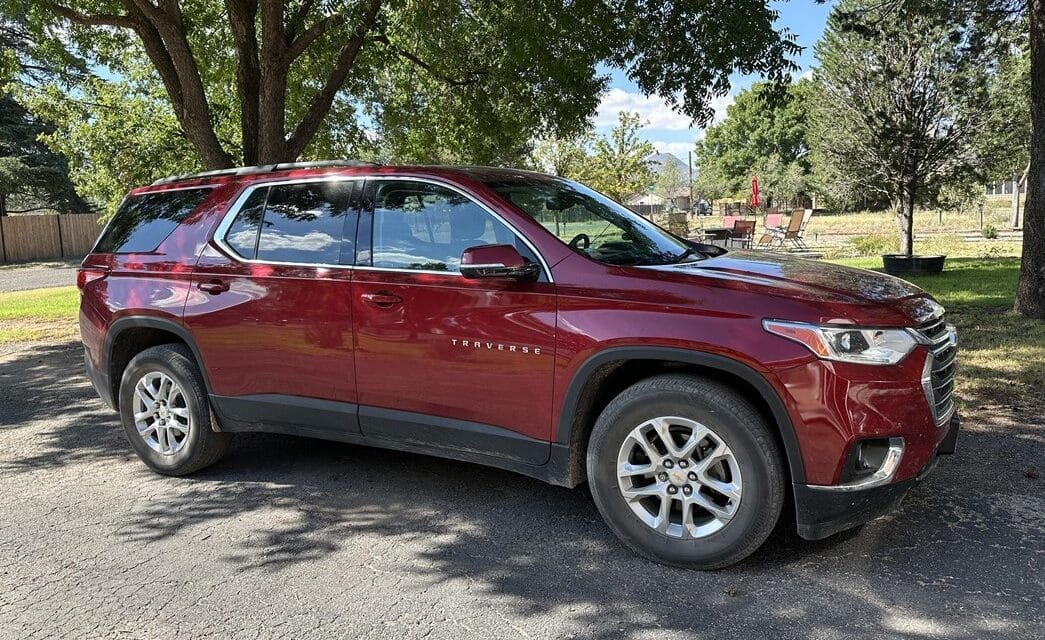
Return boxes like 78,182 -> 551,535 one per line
795,411 -> 959,540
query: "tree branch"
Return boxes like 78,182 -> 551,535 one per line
48,3 -> 136,29
372,34 -> 484,87
286,0 -> 383,159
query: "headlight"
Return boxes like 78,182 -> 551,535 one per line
762,320 -> 917,365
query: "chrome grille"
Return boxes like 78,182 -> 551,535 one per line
916,316 -> 957,424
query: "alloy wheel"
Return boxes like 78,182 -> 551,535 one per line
616,416 -> 742,538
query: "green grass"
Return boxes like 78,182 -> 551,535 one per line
831,257 -> 1045,410
0,286 -> 79,342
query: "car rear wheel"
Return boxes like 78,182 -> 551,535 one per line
118,343 -> 230,475
586,374 -> 785,569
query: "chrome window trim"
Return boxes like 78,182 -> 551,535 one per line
211,175 -> 553,281
361,176 -> 554,283
212,176 -> 361,269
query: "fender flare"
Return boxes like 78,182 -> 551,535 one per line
555,346 -> 806,484
103,316 -> 213,402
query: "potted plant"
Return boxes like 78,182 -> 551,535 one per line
881,197 -> 946,276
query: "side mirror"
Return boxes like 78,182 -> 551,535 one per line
460,244 -> 540,280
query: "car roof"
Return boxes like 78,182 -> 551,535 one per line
131,162 -> 558,196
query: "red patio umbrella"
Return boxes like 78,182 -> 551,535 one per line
750,175 -> 760,208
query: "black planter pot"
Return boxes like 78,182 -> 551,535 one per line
881,254 -> 946,276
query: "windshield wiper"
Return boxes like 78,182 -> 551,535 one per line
670,247 -> 701,264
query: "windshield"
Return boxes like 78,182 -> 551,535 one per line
484,176 -> 705,266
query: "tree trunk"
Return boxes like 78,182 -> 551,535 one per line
1016,0 -> 1045,318
898,188 -> 915,256
0,192 -> 7,217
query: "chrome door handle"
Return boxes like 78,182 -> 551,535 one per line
361,291 -> 403,308
198,280 -> 230,295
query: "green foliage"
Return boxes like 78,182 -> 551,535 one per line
848,234 -> 896,256
0,92 -> 88,215
983,223 -> 1000,239
15,71 -> 201,215
653,157 -> 689,202
810,0 -> 995,255
529,134 -> 592,178
583,112 -> 656,203
8,0 -> 800,176
695,78 -> 815,203
666,210 -> 689,236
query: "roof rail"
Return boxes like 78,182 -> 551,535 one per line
151,159 -> 379,185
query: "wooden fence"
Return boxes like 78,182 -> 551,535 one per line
0,213 -> 104,264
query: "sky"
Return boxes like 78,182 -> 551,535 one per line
596,0 -> 833,162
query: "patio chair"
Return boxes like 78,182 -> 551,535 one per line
730,219 -> 756,248
757,212 -> 784,248
767,209 -> 814,250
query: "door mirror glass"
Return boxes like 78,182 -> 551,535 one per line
460,244 -> 540,280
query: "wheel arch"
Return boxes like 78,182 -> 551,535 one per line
104,316 -> 211,410
555,346 -> 806,486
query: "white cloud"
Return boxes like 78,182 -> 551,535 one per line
652,141 -> 695,157
595,88 -> 736,132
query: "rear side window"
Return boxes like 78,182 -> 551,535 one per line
222,181 -> 356,265
94,188 -> 212,254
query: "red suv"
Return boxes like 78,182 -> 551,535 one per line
79,162 -> 959,568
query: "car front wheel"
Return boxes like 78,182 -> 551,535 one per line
586,374 -> 785,569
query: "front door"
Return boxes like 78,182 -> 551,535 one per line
352,178 -> 556,464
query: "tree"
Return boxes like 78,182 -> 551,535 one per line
811,0 -> 993,257
17,68 -> 223,212
695,78 -> 815,201
0,93 -> 89,216
530,134 -> 592,178
8,0 -> 800,170
1019,0 -> 1045,316
981,46 -> 1031,228
584,111 -> 656,203
653,156 -> 689,204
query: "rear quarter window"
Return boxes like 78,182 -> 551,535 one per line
93,187 -> 212,254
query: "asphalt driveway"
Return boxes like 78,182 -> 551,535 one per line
0,261 -> 78,292
1,341 -> 1043,639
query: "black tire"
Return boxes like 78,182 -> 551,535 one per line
118,343 -> 230,475
586,374 -> 785,569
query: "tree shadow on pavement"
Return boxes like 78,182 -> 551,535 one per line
3,341 -> 1043,639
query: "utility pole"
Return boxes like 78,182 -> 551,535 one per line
688,151 -> 694,212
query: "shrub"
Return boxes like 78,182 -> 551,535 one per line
848,234 -> 895,256
982,224 -> 999,239
666,210 -> 689,236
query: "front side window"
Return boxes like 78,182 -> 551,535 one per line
366,180 -> 530,273
222,181 -> 356,264
94,187 -> 212,254
484,177 -> 705,266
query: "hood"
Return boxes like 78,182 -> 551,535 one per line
642,250 -> 941,325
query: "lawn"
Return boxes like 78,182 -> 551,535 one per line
832,257 -> 1045,411
0,286 -> 80,343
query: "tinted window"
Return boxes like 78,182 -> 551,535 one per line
253,182 -> 355,264
367,181 -> 526,272
223,188 -> 267,258
94,188 -> 212,254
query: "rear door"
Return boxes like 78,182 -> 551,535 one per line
184,178 -> 361,433
351,178 -> 557,464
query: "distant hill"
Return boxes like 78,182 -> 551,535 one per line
647,152 -> 689,175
